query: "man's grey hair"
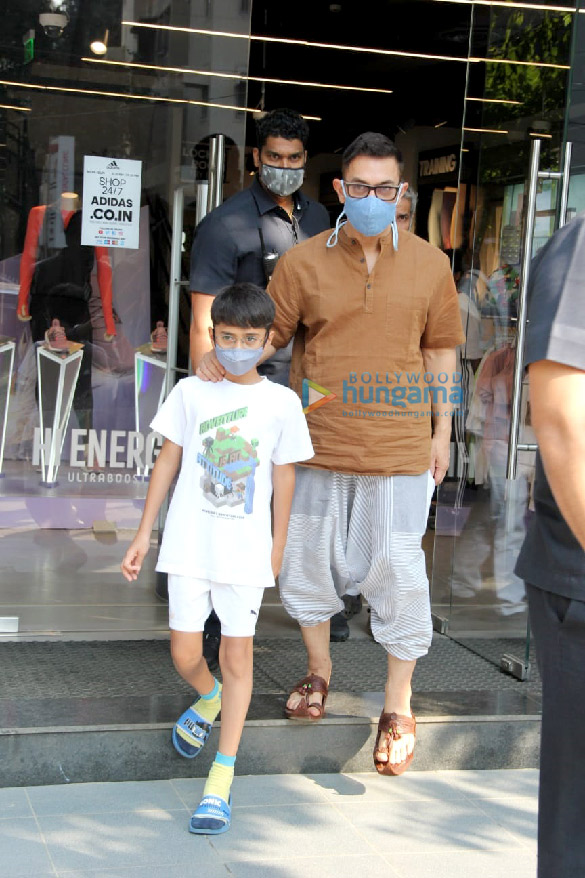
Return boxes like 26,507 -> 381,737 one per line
400,187 -> 418,211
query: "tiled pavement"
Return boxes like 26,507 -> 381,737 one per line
0,769 -> 538,877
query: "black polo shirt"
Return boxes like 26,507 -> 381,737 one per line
515,213 -> 585,599
189,176 -> 330,294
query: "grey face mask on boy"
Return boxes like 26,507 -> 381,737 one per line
214,345 -> 265,376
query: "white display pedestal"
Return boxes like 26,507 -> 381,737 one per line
134,346 -> 167,479
37,343 -> 83,486
0,338 -> 15,478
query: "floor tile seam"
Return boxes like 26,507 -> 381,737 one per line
379,848 -> 538,865
211,850 -> 408,864
320,793 -> 402,858
39,853 -> 231,872
51,868 -> 230,878
453,797 -> 537,849
24,787 -> 60,877
373,849 -> 406,877
209,842 -> 530,863
353,842 -> 531,854
229,798 -> 333,810
31,806 -> 192,821
169,778 -> 198,812
456,789 -> 539,804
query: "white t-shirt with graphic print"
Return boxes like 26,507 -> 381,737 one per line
150,376 -> 314,588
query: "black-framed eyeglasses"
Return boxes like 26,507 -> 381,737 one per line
343,181 -> 401,202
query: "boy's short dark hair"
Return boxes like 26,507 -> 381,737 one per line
255,108 -> 310,151
342,132 -> 402,173
211,282 -> 275,330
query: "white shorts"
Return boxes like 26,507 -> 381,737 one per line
168,575 -> 265,637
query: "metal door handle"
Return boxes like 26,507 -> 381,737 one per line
506,140 -> 573,479
506,139 -> 540,480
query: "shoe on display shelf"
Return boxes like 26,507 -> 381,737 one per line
44,319 -> 69,352
151,321 -> 168,353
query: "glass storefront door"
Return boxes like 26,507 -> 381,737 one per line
0,0 -> 580,643
0,1 -> 251,637
430,0 -> 576,677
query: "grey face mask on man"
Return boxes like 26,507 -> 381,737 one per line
259,164 -> 305,197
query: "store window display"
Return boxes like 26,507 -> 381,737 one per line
25,210 -> 96,434
17,198 -> 117,339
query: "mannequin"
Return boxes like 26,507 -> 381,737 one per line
18,195 -> 117,341
28,210 -> 97,432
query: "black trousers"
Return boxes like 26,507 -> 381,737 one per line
526,582 -> 585,878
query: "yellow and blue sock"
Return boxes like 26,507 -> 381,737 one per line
203,752 -> 236,803
195,678 -> 222,723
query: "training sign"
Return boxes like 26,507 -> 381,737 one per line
81,156 -> 142,249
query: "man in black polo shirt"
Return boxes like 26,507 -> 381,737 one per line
515,213 -> 585,878
189,109 -> 340,660
189,107 -> 329,387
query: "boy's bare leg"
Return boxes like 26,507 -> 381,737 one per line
374,654 -> 416,766
170,630 -> 215,694
217,635 -> 254,755
285,620 -> 332,718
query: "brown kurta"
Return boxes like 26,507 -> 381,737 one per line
268,225 -> 465,476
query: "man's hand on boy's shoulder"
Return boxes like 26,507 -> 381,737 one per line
196,350 -> 226,382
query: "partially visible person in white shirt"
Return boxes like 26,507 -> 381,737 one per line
121,282 -> 313,837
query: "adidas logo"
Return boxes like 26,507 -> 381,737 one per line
106,160 -> 120,169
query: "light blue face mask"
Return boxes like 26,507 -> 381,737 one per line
215,344 -> 265,376
327,182 -> 405,250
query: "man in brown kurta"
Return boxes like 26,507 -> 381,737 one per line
267,132 -> 464,774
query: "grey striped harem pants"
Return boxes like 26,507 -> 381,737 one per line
279,466 -> 435,661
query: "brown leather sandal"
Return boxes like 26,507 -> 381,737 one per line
284,674 -> 329,720
373,711 -> 416,776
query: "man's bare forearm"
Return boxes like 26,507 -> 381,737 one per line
136,440 -> 182,537
421,347 -> 457,435
190,292 -> 214,372
529,360 -> 585,551
190,326 -> 213,373
272,463 -> 296,549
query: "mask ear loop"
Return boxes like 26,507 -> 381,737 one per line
326,211 -> 347,248
390,183 -> 406,251
327,181 -> 349,248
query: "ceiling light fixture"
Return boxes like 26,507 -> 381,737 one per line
463,126 -> 509,134
122,21 -> 569,69
434,120 -> 448,127
0,79 -> 321,120
122,20 -> 473,63
90,29 -> 109,56
529,130 -> 553,137
470,55 -> 570,69
0,103 -> 31,112
433,0 -> 579,13
81,56 -> 393,94
466,96 -> 522,104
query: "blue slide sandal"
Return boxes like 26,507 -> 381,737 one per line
172,702 -> 214,759
189,794 -> 232,835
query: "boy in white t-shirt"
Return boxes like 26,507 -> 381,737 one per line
121,283 -> 313,835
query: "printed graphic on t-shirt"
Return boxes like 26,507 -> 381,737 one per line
196,405 -> 260,515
